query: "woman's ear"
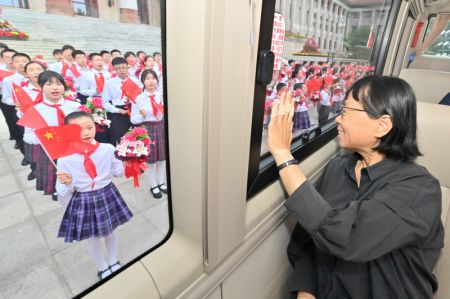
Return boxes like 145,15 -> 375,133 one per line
375,115 -> 393,138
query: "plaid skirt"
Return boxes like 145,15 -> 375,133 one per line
57,182 -> 133,243
293,111 -> 311,130
141,121 -> 166,163
24,142 -> 39,165
35,144 -> 57,194
331,100 -> 343,114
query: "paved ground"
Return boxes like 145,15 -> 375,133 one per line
0,117 -> 170,299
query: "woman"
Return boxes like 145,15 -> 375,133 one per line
268,76 -> 444,299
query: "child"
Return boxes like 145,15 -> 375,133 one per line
102,57 -> 142,145
292,83 -> 311,132
318,79 -> 332,125
34,71 -> 80,200
331,81 -> 344,114
130,69 -> 167,198
19,61 -> 45,180
2,52 -> 31,163
56,111 -> 133,279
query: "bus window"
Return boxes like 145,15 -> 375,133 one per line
0,1 -> 171,298
247,0 -> 399,197
423,14 -> 450,57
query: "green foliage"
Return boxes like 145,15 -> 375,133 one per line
285,32 -> 306,40
344,26 -> 371,50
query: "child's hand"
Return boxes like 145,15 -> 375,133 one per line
56,171 -> 73,185
139,108 -> 147,117
15,103 -> 22,111
118,109 -> 128,115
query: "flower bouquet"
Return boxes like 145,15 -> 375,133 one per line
83,96 -> 111,132
115,127 -> 151,187
63,76 -> 80,102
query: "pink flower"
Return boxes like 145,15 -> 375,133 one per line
122,133 -> 136,141
78,105 -> 92,113
142,138 -> 150,146
91,97 -> 103,108
132,127 -> 147,137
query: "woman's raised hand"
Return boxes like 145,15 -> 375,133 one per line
268,91 -> 295,159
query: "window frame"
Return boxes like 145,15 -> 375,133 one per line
74,0 -> 173,297
246,0 -> 402,199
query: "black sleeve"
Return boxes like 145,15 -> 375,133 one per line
285,175 -> 441,262
288,224 -> 317,296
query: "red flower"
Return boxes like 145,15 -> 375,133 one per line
142,138 -> 150,146
78,105 -> 92,113
132,127 -> 147,137
122,133 -> 136,141
91,97 -> 103,108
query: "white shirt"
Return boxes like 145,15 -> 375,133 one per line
320,89 -> 332,106
2,72 -> 26,105
79,69 -> 111,97
128,66 -> 140,80
22,97 -> 80,144
55,142 -> 124,197
101,76 -> 142,113
130,90 -> 164,124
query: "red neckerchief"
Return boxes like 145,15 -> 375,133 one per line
41,101 -> 65,126
61,62 -> 69,77
149,94 -> 164,116
82,141 -> 100,190
95,72 -> 105,93
70,64 -> 81,77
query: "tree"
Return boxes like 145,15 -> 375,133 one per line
344,26 -> 371,50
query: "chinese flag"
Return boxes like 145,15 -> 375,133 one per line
0,69 -> 14,81
12,82 -> 34,112
17,106 -> 48,129
35,124 -> 97,160
121,78 -> 141,103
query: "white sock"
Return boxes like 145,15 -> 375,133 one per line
87,237 -> 109,272
104,232 -> 119,266
146,163 -> 157,188
156,160 -> 166,186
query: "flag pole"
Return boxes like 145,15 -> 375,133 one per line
38,141 -> 58,170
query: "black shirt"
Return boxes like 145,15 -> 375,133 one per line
285,153 -> 444,299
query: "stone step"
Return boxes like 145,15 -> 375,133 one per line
2,7 -> 162,63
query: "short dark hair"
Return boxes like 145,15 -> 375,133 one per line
1,48 -> 16,57
124,51 -> 136,59
72,50 -> 86,59
110,49 -> 121,55
38,70 -> 68,90
24,61 -> 44,72
288,59 -> 295,65
346,75 -> 421,161
89,52 -> 102,61
153,52 -> 161,57
293,83 -> 303,90
111,57 -> 127,66
64,111 -> 94,124
276,83 -> 287,92
52,49 -> 62,56
99,50 -> 109,56
61,45 -> 75,52
12,52 -> 31,61
140,69 -> 159,85
136,50 -> 146,57
0,42 -> 8,50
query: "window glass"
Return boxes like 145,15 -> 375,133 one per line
260,0 -> 392,156
424,16 -> 450,57
0,1 -> 169,297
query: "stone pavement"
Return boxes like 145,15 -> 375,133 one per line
0,117 -> 170,299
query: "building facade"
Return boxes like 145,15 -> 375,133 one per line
0,0 -> 161,26
276,0 -> 388,53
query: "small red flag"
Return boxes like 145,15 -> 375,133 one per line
121,78 -> 141,104
17,106 -> 48,129
12,82 -> 34,112
35,124 -> 97,160
0,69 -> 14,81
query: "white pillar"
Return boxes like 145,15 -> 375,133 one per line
291,0 -> 300,33
308,0 -> 314,36
300,0 -> 307,35
314,0 -> 321,41
320,0 -> 328,49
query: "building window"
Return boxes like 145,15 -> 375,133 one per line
71,0 -> 99,17
0,0 -> 29,8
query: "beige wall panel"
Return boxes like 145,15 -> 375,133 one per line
400,69 -> 450,103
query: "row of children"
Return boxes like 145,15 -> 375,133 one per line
264,59 -> 374,132
0,43 -> 167,279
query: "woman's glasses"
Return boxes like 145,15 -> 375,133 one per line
340,106 -> 368,117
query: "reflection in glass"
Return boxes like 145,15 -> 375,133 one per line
260,0 -> 391,156
0,1 -> 168,298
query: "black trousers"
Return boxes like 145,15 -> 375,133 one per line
2,103 -> 25,154
0,98 -> 15,140
107,112 -> 131,146
318,104 -> 331,126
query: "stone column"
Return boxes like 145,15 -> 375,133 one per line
320,0 -> 328,49
291,0 -> 300,33
308,0 -> 314,36
46,0 -> 74,16
300,0 -> 307,35
149,0 -> 161,26
119,0 -> 140,24
314,0 -> 321,41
